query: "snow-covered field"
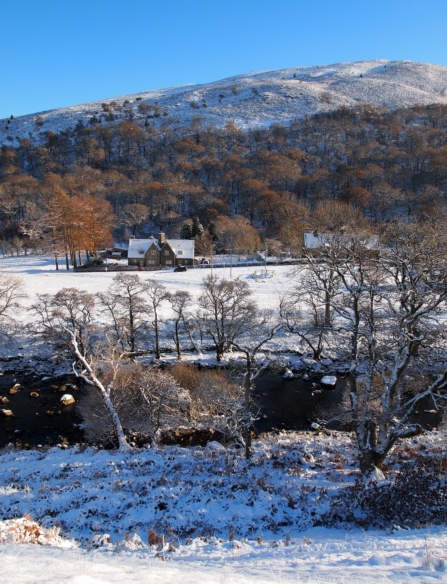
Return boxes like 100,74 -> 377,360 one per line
0,255 -> 286,321
0,255 -> 297,366
2,60 -> 447,146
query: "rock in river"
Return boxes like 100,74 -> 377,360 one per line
60,394 -> 75,406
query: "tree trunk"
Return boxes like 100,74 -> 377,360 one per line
356,419 -> 386,474
69,333 -> 132,452
154,313 -> 160,359
244,357 -> 252,459
174,321 -> 181,360
358,449 -> 387,474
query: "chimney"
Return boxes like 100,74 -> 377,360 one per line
158,232 -> 165,245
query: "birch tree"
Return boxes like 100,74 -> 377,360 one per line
144,279 -> 168,360
319,223 -> 447,473
0,273 -> 25,343
33,287 -> 132,451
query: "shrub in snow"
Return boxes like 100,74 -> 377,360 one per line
77,366 -> 190,447
325,453 -> 447,529
114,532 -> 146,551
0,516 -> 73,547
89,533 -> 114,549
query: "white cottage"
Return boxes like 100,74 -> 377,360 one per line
128,233 -> 197,267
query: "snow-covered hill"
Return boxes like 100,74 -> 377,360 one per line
3,60 -> 447,146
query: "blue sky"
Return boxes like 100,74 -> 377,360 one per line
2,0 -> 447,119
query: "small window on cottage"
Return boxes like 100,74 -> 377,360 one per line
138,249 -> 144,255
151,250 -> 156,255
165,260 -> 172,265
177,250 -> 183,255
164,250 -> 170,256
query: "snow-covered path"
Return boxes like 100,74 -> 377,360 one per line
1,527 -> 446,583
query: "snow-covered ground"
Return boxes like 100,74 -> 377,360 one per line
0,255 -> 287,317
0,431 -> 446,583
0,432 -> 446,583
2,60 -> 447,146
0,256 -> 306,366
2,526 -> 447,583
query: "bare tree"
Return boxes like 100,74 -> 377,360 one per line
315,223 -> 447,474
144,279 -> 168,360
350,223 -> 447,473
97,273 -> 147,355
75,359 -> 191,448
0,273 -> 26,342
33,287 -> 132,451
121,203 -> 150,236
166,290 -> 193,360
280,275 -> 332,361
197,274 -> 258,362
230,309 -> 281,457
108,365 -> 190,446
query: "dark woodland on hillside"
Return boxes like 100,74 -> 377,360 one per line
1,104 -> 447,260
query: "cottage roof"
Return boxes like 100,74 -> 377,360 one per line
128,237 -> 195,259
303,233 -> 379,250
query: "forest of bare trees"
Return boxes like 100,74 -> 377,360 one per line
1,103 -> 447,263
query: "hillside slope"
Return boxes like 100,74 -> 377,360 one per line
2,59 -> 447,145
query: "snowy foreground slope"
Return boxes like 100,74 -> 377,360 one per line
2,59 -> 447,145
0,433 -> 447,583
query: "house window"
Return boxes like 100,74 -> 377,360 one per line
138,250 -> 144,255
164,250 -> 170,256
151,250 -> 156,255
147,260 -> 155,265
165,260 -> 172,265
177,250 -> 183,255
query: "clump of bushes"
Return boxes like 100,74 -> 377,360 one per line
324,453 -> 447,529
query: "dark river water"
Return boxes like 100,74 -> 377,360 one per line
0,370 -> 441,448
0,373 -> 84,448
253,373 -> 348,433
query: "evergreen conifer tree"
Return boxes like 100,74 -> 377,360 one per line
191,216 -> 204,238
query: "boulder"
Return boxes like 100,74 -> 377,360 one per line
60,394 -> 75,406
9,384 -> 21,395
321,375 -> 337,388
206,440 -> 225,451
1,409 -> 14,417
29,392 -> 40,398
